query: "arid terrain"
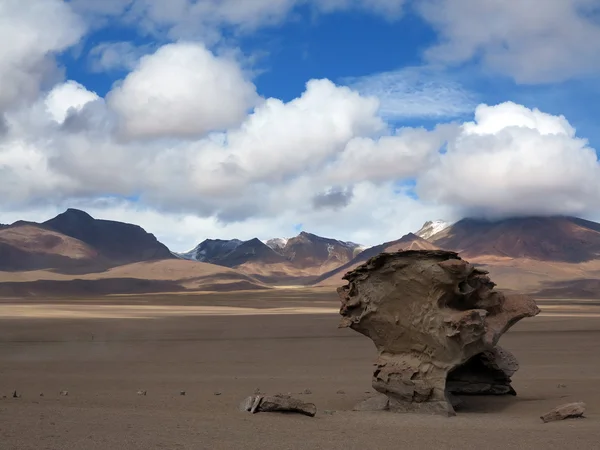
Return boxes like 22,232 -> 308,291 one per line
1,290 -> 599,450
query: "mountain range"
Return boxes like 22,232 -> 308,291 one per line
1,208 -> 600,298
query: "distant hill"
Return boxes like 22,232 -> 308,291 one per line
428,216 -> 600,263
44,208 -> 173,266
422,216 -> 600,297
315,233 -> 440,286
177,238 -> 243,262
178,232 -> 364,283
0,224 -> 104,271
0,259 -> 268,297
275,231 -> 364,272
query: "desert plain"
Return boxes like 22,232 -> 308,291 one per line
1,289 -> 599,450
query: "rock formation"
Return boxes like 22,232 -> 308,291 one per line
337,250 -> 540,416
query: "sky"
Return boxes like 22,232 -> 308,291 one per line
1,0 -> 600,252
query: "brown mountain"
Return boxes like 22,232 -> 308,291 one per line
315,233 -> 440,286
178,232 -> 365,283
216,238 -> 289,267
429,216 -> 600,263
0,223 -> 103,271
276,231 -> 363,272
426,216 -> 600,298
44,208 -> 173,266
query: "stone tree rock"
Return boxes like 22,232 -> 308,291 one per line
337,250 -> 540,416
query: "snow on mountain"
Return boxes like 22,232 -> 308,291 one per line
415,220 -> 451,240
177,239 -> 243,262
266,237 -> 289,252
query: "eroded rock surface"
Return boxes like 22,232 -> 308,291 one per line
240,394 -> 317,417
338,250 -> 540,416
541,402 -> 586,423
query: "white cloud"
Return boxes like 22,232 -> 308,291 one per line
70,0 -> 406,43
107,42 -> 261,139
0,0 -> 86,111
45,81 -> 99,123
88,41 -> 153,73
344,67 -> 477,120
323,125 -> 457,185
417,0 -> 600,83
418,102 -> 600,218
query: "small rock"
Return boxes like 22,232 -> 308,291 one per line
12,390 -> 20,399
180,391 -> 186,396
40,393 -> 44,397
323,410 -> 335,415
557,384 -> 567,388
336,390 -> 345,394
353,394 -> 389,412
214,392 -> 222,396
59,391 -> 68,396
540,402 -> 586,423
301,389 -> 312,395
240,394 -> 316,417
137,390 -> 147,396
253,388 -> 261,395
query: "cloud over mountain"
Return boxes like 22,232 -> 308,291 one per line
418,102 -> 600,218
0,0 -> 599,252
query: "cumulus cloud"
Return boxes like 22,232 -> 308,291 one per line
324,125 -> 457,185
0,0 -> 85,111
417,0 -> 600,83
107,42 -> 260,139
418,102 -> 600,218
88,41 -> 153,73
45,81 -> 100,123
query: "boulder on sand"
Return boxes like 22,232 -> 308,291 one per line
338,250 -> 540,416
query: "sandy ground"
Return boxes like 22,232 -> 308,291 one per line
1,291 -> 599,450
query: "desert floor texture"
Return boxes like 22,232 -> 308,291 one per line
1,289 -> 599,449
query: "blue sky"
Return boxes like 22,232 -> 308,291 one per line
2,0 -> 600,250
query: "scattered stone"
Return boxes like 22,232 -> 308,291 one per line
40,393 -> 44,397
137,390 -> 147,396
353,394 -> 389,412
239,396 -> 254,412
12,390 -> 20,399
557,384 -> 567,388
323,410 -> 335,415
338,250 -> 540,416
214,392 -> 222,396
180,391 -> 186,396
301,389 -> 312,395
541,402 -> 586,423
336,390 -> 345,394
250,395 -> 262,413
59,391 -> 68,396
240,394 -> 316,417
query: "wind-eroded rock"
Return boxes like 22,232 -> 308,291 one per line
338,250 -> 540,416
540,402 -> 586,423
